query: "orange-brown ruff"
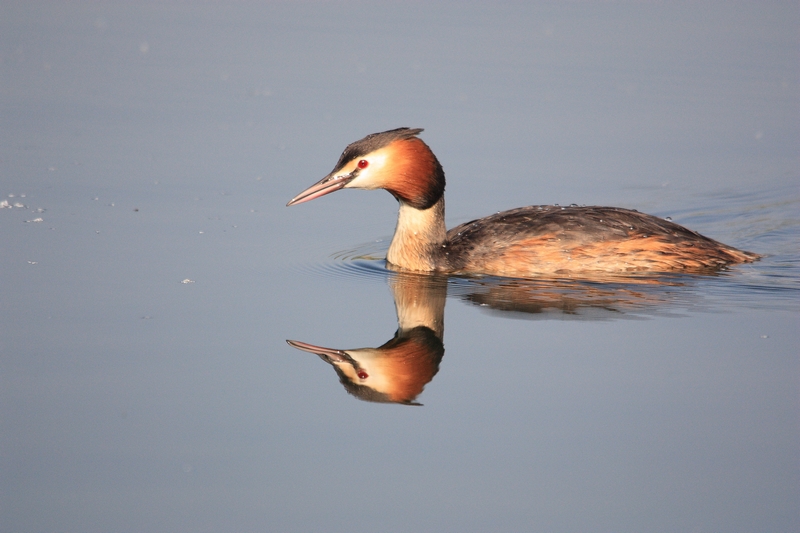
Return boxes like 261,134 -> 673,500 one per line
287,128 -> 759,277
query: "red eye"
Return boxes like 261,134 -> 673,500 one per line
357,371 -> 368,379
357,160 -> 369,169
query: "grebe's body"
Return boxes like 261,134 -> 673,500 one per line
287,128 -> 758,277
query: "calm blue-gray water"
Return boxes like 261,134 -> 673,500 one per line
2,2 -> 798,532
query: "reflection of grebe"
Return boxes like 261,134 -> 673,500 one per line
286,270 -> 710,404
287,273 -> 447,405
288,128 -> 759,277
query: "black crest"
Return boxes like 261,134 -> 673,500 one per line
331,127 -> 425,174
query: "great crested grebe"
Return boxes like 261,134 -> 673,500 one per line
287,128 -> 759,277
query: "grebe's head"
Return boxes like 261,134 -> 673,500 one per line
286,127 -> 445,209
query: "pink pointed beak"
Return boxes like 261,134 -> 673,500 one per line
286,171 -> 355,206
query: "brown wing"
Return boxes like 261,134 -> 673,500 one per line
444,205 -> 758,276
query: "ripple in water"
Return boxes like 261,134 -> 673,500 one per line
291,238 -> 393,285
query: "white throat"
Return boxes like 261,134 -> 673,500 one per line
386,198 -> 446,271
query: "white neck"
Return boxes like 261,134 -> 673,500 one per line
386,198 -> 447,272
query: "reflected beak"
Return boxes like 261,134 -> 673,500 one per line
286,339 -> 351,365
286,171 -> 356,206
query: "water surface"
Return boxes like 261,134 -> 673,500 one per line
1,2 -> 798,532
